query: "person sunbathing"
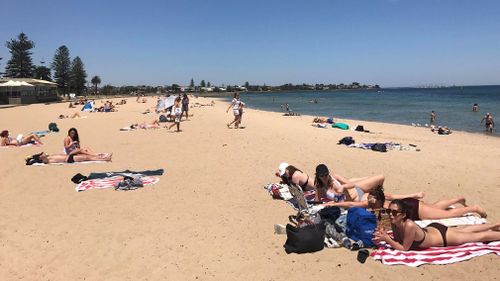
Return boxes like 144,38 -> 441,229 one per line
312,116 -> 334,124
64,128 -> 98,156
59,112 -> 82,119
276,163 -> 316,191
0,130 -> 43,146
26,152 -> 112,165
367,186 -> 487,219
372,199 -> 500,251
314,164 -> 386,203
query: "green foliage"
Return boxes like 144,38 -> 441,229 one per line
4,33 -> 35,78
207,81 -> 211,87
33,66 -> 52,81
91,75 -> 101,94
244,81 -> 249,88
70,57 -> 87,95
200,80 -> 206,87
190,78 -> 195,87
52,45 -> 71,94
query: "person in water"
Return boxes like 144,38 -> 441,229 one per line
372,199 -> 500,251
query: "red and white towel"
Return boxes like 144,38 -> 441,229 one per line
371,241 -> 500,266
76,176 -> 160,192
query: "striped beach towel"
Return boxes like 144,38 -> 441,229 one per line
76,176 -> 160,192
372,241 -> 500,266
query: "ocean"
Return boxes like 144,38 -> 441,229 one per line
228,86 -> 500,135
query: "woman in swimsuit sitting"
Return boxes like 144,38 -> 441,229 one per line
26,152 -> 112,165
0,130 -> 43,146
367,186 -> 487,219
276,163 -> 316,191
64,128 -> 98,157
314,164 -> 387,204
373,199 -> 500,251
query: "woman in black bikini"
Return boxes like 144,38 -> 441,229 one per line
276,163 -> 315,191
373,199 -> 500,251
368,186 -> 488,219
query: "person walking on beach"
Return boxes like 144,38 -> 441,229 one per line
181,93 -> 190,120
430,111 -> 436,126
226,92 -> 245,129
168,97 -> 182,132
481,112 -> 494,133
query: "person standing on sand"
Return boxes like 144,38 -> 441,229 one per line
226,92 -> 245,129
430,111 -> 436,126
181,93 -> 190,120
168,97 -> 182,132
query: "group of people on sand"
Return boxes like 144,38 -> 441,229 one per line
25,127 -> 112,165
275,162 -> 500,251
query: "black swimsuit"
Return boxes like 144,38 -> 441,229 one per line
299,176 -> 309,190
409,223 -> 448,250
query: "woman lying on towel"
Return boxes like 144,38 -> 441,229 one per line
121,120 -> 165,131
276,163 -> 316,191
314,164 -> 390,203
26,152 -> 112,165
312,116 -> 334,124
1,130 -> 43,146
367,186 -> 487,219
372,199 -> 500,251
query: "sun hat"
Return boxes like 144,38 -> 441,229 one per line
315,164 -> 329,176
278,162 -> 289,176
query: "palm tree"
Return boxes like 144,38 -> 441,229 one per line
91,75 -> 101,95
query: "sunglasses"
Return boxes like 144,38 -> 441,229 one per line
387,209 -> 400,216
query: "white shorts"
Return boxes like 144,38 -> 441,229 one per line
233,109 -> 240,116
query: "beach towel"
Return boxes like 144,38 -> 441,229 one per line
76,175 -> 160,192
371,241 -> 500,266
332,123 -> 349,130
1,143 -> 39,148
32,161 -> 107,166
415,215 -> 486,228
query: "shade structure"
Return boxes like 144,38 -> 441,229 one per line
0,80 -> 34,87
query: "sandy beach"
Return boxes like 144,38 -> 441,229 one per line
0,96 -> 499,281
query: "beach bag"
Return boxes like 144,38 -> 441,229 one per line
284,222 -> 325,254
71,173 -> 89,184
319,206 -> 341,223
48,122 -> 59,132
159,114 -> 167,122
346,207 -> 376,248
371,143 -> 387,152
337,136 -> 355,146
355,125 -> 364,132
332,123 -> 349,130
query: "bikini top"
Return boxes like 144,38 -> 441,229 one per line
409,226 -> 427,250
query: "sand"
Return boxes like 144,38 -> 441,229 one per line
0,96 -> 499,280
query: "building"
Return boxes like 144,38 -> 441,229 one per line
0,78 -> 58,104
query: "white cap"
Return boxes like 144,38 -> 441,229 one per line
278,162 -> 289,176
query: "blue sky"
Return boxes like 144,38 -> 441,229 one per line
1,0 -> 499,87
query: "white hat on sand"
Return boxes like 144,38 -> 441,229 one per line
278,162 -> 289,176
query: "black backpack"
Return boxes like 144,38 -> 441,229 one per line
338,136 -> 355,146
284,222 -> 325,254
371,143 -> 387,152
48,122 -> 59,132
159,114 -> 167,122
355,125 -> 365,132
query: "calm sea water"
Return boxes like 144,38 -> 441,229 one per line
228,86 -> 500,135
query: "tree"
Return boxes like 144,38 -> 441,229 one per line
207,81 -> 211,87
190,78 -> 195,88
70,56 -> 87,95
91,75 -> 101,95
52,45 -> 71,95
4,33 -> 35,78
244,81 -> 249,88
200,80 -> 206,87
33,66 -> 51,81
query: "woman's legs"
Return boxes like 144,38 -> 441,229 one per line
428,197 -> 467,209
350,175 -> 385,193
386,192 -> 425,200
446,226 -> 500,246
419,203 -> 487,219
23,134 -> 43,145
227,115 -> 239,128
455,223 -> 500,233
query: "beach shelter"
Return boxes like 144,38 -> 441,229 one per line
81,100 -> 94,112
0,80 -> 34,99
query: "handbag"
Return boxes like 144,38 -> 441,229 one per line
283,222 -> 325,254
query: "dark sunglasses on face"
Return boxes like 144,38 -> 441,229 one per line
387,209 -> 400,216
